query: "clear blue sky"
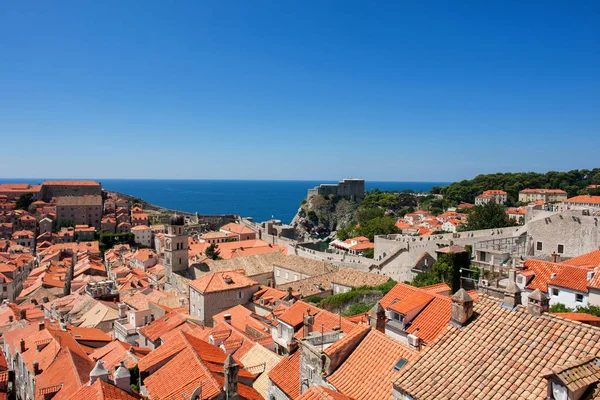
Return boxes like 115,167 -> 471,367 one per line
1,1 -> 599,181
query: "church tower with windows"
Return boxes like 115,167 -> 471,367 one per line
164,213 -> 189,286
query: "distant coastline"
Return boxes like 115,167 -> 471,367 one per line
0,178 -> 449,223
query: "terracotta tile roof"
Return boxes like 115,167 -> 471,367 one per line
388,291 -> 434,315
277,268 -> 389,298
297,386 -> 353,400
67,378 -> 142,400
404,297 -> 451,345
565,195 -> 600,204
328,329 -> 418,400
190,270 -> 258,294
323,324 -> 370,357
420,282 -> 451,295
35,346 -> 95,400
138,311 -> 190,342
394,295 -> 600,399
89,340 -> 150,371
220,223 -> 255,235
553,312 -> 600,323
268,351 -> 300,399
277,301 -> 322,328
542,356 -> 600,392
212,305 -> 271,337
239,343 -> 282,398
294,309 -> 357,340
549,264 -> 594,292
563,249 -> 600,267
44,180 -> 100,186
380,282 -> 430,310
143,332 -> 261,400
520,258 -> 563,293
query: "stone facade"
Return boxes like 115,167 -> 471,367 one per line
164,217 -> 188,288
41,180 -> 101,201
307,179 -> 365,202
55,195 -> 103,229
189,284 -> 259,326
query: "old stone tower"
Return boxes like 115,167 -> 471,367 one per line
164,214 -> 188,286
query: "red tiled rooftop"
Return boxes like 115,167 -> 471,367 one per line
268,351 -> 300,399
328,329 -> 418,400
189,270 -> 258,294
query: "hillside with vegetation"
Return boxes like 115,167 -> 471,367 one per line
432,169 -> 600,206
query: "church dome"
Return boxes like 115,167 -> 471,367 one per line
170,213 -> 184,226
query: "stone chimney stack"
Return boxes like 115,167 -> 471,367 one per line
8,315 -> 13,323
89,360 -> 109,385
118,303 -> 127,319
503,281 -> 521,309
33,361 -> 40,375
19,339 -> 25,353
223,354 -> 239,399
369,303 -> 386,333
303,312 -> 314,337
38,321 -> 45,331
450,289 -> 473,327
527,289 -> 549,316
113,361 -> 131,392
551,252 -> 559,263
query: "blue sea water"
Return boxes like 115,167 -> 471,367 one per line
0,179 -> 449,224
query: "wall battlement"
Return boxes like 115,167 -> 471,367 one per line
307,179 -> 365,202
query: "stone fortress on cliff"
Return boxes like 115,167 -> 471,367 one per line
307,178 -> 365,202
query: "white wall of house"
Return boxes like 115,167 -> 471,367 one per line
547,284 -> 588,309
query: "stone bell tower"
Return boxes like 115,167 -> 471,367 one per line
164,214 -> 189,286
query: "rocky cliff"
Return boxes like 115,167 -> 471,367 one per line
290,194 -> 359,241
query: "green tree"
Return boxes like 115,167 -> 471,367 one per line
549,303 -> 571,313
362,248 -> 374,259
205,243 -> 222,260
357,207 -> 384,224
336,222 -> 356,241
411,271 -> 442,287
461,202 -> 517,231
355,217 -> 398,241
16,193 -> 34,210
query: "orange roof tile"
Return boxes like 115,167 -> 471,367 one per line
552,312 -> 600,323
404,297 -> 451,345
394,295 -> 600,399
420,282 -> 451,295
562,249 -> 600,267
67,378 -> 141,400
565,195 -> 600,204
220,223 -> 255,235
328,330 -> 418,400
139,311 -> 190,342
388,291 -> 434,315
268,351 -> 300,399
189,270 -> 258,294
277,301 -> 322,328
549,264 -> 594,292
143,332 -> 261,400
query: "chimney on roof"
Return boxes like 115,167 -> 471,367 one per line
450,289 -> 474,327
113,361 -> 131,392
223,354 -> 239,399
551,252 -> 559,263
38,321 -> 45,331
89,360 -> 109,385
59,317 -> 67,331
369,303 -> 386,333
18,309 -> 26,320
33,361 -> 40,375
503,281 -> 521,309
8,315 -> 13,323
19,338 -> 25,353
527,289 -> 549,316
303,311 -> 315,336
223,314 -> 232,324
